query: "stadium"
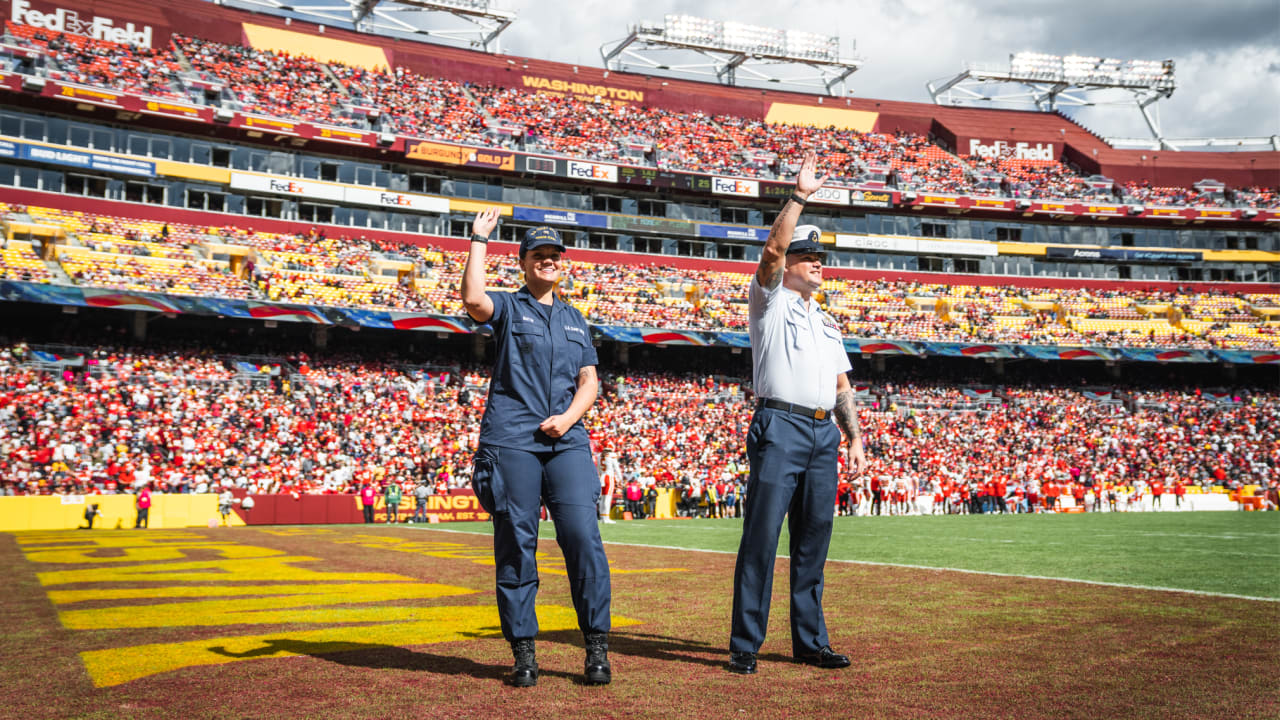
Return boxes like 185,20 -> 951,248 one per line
0,0 -> 1276,717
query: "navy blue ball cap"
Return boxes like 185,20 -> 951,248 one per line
786,224 -> 825,256
520,226 -> 565,255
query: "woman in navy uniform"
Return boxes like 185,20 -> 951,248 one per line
461,208 -> 612,688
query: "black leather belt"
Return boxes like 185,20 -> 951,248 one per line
758,398 -> 829,421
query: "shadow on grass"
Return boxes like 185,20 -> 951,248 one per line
541,629 -> 794,669
205,639 -> 589,684
206,629 -> 782,681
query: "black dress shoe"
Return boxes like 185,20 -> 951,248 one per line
727,651 -> 757,675
795,646 -> 851,669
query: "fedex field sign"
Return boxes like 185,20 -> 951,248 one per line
966,139 -> 1055,161
10,0 -> 154,48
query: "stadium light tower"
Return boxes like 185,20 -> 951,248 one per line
600,15 -> 862,95
211,0 -> 515,52
927,52 -> 1179,148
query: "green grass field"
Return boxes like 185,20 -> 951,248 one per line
4,512 -> 1277,719
440,512 -> 1280,600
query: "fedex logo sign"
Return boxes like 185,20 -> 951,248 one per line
10,0 -> 154,48
269,179 -> 306,194
379,193 -> 411,206
967,139 -> 1055,161
567,161 -> 617,183
712,177 -> 759,197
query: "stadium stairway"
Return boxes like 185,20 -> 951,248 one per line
40,254 -> 74,284
171,43 -> 195,73
320,63 -> 351,100
459,84 -> 494,124
937,143 -> 979,179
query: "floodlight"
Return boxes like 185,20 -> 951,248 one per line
604,15 -> 859,94
929,51 -> 1178,146
219,0 -> 515,52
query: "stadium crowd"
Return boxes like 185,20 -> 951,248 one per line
2,342 -> 1276,518
3,202 -> 1277,350
2,25 -> 1275,208
174,35 -> 357,127
5,21 -> 188,100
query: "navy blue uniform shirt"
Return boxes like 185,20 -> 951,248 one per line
478,286 -> 598,452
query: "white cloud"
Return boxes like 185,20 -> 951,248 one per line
1168,45 -> 1280,138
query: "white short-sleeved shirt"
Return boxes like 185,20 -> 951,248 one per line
749,274 -> 852,410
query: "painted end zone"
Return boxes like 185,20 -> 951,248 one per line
9,528 -> 644,690
1,525 -> 1276,720
80,605 -> 588,687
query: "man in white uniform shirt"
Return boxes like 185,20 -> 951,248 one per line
728,151 -> 869,676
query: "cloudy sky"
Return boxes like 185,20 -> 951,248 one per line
484,0 -> 1279,141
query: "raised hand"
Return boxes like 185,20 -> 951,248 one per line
795,150 -> 828,197
471,207 -> 500,239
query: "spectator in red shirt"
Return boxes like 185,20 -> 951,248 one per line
134,485 -> 151,529
359,483 -> 377,524
624,478 -> 644,520
1151,480 -> 1165,510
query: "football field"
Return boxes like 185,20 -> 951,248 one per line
3,512 -> 1276,720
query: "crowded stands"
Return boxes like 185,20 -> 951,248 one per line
0,19 -> 1276,533
5,21 -> 189,101
1,343 -> 1274,514
3,202 -> 1277,350
1,24 -> 1274,208
174,34 -> 359,127
330,64 -> 489,144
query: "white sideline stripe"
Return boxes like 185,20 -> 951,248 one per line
409,526 -> 1279,604
605,541 -> 1280,604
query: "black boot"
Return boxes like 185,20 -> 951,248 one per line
509,638 -> 538,687
584,632 -> 611,685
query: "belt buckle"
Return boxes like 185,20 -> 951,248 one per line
814,408 -> 827,420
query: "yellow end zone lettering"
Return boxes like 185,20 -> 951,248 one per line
334,535 -> 688,576
57,581 -> 476,629
24,544 -> 283,564
38,556 -> 409,586
48,582 -> 423,604
14,531 -> 210,547
80,605 -> 640,687
253,528 -> 337,537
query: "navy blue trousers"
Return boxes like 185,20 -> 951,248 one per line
472,444 -> 611,642
730,407 -> 840,656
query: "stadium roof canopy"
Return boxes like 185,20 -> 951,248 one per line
601,14 -> 863,96
928,53 -> 1182,146
211,0 -> 515,51
923,52 -> 1278,152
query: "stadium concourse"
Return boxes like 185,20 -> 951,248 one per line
1,337 -> 1276,516
3,203 -> 1279,351
2,22 -> 1277,207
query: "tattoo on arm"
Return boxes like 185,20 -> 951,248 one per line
577,365 -> 596,385
834,389 -> 860,444
757,199 -> 798,290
